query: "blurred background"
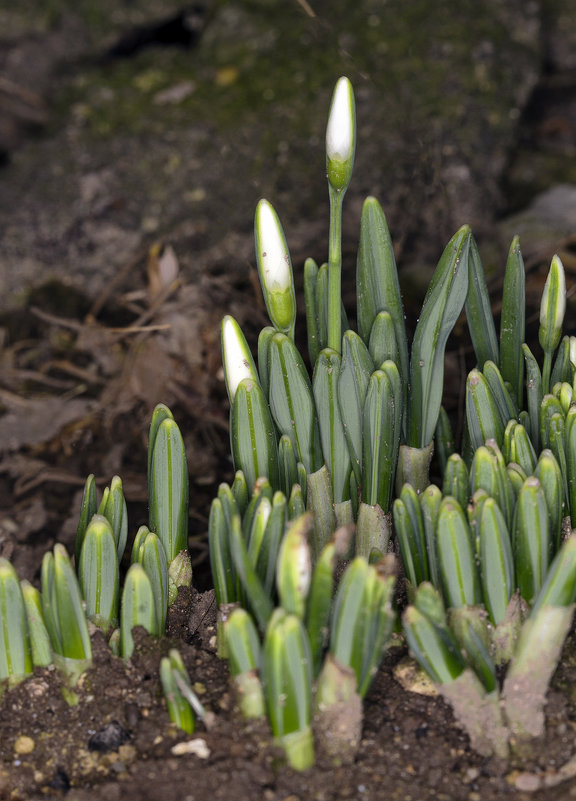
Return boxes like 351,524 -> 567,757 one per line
0,0 -> 575,584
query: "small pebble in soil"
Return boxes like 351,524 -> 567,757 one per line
13,736 -> 34,755
171,738 -> 210,759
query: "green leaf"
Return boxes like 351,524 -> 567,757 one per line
120,563 -> 157,659
21,580 -> 52,668
229,515 -> 273,632
434,407 -> 455,476
499,236 -> 525,408
419,484 -> 443,588
42,545 -> 92,662
402,605 -> 466,685
208,498 -> 235,606
532,535 -> 576,612
393,484 -> 428,587
330,556 -> 396,697
263,610 -> 314,770
479,498 -> 514,625
0,559 -> 32,680
79,515 -> 119,630
362,362 -> 402,511
74,473 -> 98,565
522,344 -> 543,451
437,498 -> 481,608
513,477 -> 550,604
305,528 -> 351,676
276,514 -> 312,620
313,348 -> 351,503
442,453 -> 469,510
149,417 -> 189,562
268,332 -> 322,475
465,236 -> 499,369
137,532 -> 169,634
337,330 -> 373,485
407,225 -> 471,448
160,649 -> 195,734
304,257 -> 321,364
533,450 -> 563,551
97,475 -> 128,563
466,368 -> 505,450
368,311 -> 399,371
356,197 -> 408,388
231,377 -> 279,492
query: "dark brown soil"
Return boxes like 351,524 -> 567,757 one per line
3,579 -> 576,801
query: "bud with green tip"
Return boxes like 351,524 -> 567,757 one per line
221,315 -> 260,405
539,254 -> 566,355
254,199 -> 297,339
539,255 -> 566,393
325,76 -> 356,193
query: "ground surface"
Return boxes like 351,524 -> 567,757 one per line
2,1 -> 576,799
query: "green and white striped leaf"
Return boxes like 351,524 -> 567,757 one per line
79,515 -> 119,630
499,236 -> 525,408
407,225 -> 471,448
149,417 -> 189,562
0,559 -> 32,680
120,563 -> 157,659
267,332 -> 322,475
263,610 -> 314,771
231,377 -> 279,492
465,236 -> 499,369
513,477 -> 550,604
74,473 -> 98,565
437,498 -> 481,609
479,498 -> 514,625
337,330 -> 373,485
42,544 -> 92,662
313,348 -> 350,503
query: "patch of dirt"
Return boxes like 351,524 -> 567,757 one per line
2,582 -> 576,801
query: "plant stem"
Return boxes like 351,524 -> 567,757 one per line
542,349 -> 552,395
328,185 -> 344,354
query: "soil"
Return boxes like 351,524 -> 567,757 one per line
3,583 -> 576,801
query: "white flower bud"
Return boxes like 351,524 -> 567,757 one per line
325,76 -> 356,191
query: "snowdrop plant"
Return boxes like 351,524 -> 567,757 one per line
221,76 -> 473,561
